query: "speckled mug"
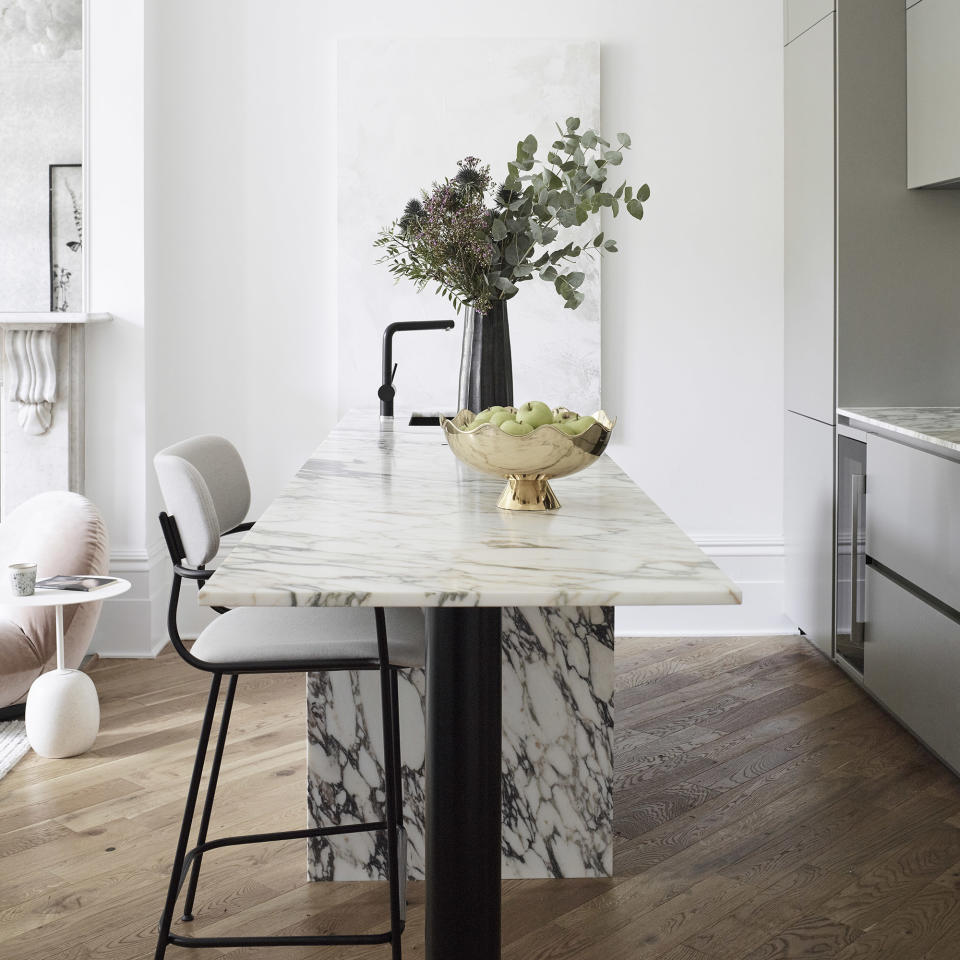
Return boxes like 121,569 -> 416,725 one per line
9,562 -> 37,597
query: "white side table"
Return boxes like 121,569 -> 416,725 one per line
9,578 -> 131,758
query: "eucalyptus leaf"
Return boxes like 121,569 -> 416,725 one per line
626,198 -> 644,220
491,219 -> 508,241
581,129 -> 598,149
637,183 -> 651,201
540,265 -> 558,281
593,232 -> 604,247
604,150 -> 623,165
603,239 -> 618,252
566,116 -> 581,132
564,290 -> 585,310
566,271 -> 585,289
617,131 -> 632,147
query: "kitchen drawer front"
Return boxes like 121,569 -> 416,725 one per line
866,433 -> 960,611
865,565 -> 960,772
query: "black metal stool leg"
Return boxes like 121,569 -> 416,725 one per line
377,657 -> 403,959
390,668 -> 404,824
154,672 -> 223,960
181,672 -> 238,922
389,667 -> 408,916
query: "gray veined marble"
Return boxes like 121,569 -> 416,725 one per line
308,605 -> 614,880
198,411 -> 741,610
198,410 -> 741,885
840,406 -> 960,457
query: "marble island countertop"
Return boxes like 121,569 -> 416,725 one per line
199,410 -> 741,609
839,406 -> 960,457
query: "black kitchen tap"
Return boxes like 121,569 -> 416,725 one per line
379,319 -> 455,417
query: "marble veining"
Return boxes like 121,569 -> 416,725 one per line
199,411 -> 740,610
840,407 -> 960,456
307,606 -> 615,880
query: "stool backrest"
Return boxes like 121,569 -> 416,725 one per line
154,436 -> 251,567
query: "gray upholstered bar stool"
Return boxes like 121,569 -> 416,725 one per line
152,435 -> 422,960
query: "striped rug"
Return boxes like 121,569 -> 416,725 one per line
0,720 -> 30,781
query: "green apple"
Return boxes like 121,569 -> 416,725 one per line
559,415 -> 597,436
516,400 -> 554,429
553,408 -> 578,423
489,410 -> 516,427
469,410 -> 493,428
500,419 -> 534,436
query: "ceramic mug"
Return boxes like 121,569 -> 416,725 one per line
9,562 -> 37,597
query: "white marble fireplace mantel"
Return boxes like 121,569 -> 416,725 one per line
0,312 -> 112,515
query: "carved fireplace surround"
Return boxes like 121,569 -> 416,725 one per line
0,313 -> 111,516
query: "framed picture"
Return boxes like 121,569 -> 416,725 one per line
49,163 -> 83,312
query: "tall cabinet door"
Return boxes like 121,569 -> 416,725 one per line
785,11 -> 836,425
785,411 -> 835,654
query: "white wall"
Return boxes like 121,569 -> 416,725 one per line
86,0 -> 164,655
90,0 -> 787,650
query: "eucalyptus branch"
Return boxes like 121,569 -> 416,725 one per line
374,122 -> 649,313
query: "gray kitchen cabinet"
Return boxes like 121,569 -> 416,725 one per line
785,411 -> 835,655
784,11 -> 835,426
865,565 -> 960,772
785,0 -> 960,653
784,0 -> 835,44
907,0 -> 960,188
866,433 -> 960,613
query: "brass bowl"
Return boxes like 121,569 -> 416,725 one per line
440,408 -> 616,511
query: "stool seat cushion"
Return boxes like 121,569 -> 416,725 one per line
190,606 -> 425,668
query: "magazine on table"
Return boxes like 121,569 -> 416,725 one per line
35,575 -> 118,593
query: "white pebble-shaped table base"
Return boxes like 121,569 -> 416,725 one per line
26,668 -> 100,758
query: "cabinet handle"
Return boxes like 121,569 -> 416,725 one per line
851,474 -> 865,648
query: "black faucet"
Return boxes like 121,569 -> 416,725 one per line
379,319 -> 455,417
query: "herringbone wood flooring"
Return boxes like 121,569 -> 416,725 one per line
2,634 -> 960,959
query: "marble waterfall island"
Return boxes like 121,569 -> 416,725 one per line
198,411 -> 740,885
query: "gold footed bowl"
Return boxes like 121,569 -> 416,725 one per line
440,408 -> 616,511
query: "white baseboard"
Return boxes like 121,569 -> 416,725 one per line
616,536 -> 796,637
88,540 -> 170,658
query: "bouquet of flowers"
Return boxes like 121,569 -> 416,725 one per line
374,118 -> 650,314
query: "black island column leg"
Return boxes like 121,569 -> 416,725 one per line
424,607 -> 502,960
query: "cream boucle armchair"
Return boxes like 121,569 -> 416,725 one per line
0,491 -> 109,713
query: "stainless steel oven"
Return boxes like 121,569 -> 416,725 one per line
836,435 -> 866,673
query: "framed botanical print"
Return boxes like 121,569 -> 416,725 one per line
49,163 -> 83,312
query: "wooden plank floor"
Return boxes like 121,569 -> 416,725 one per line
2,634 -> 960,959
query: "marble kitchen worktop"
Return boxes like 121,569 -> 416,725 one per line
840,406 -> 960,458
199,410 -> 741,609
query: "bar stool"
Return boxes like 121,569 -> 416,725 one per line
152,435 -> 420,959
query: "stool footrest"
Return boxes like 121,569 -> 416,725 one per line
177,820 -> 389,896
167,930 -> 394,948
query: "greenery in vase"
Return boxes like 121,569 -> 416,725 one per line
374,117 -> 650,314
